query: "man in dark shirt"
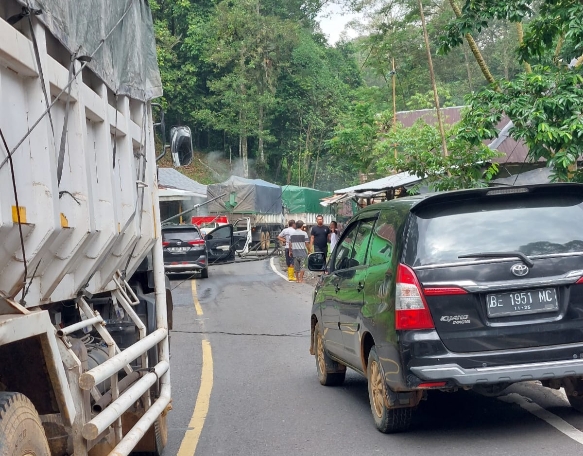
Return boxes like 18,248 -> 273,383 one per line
310,214 -> 331,257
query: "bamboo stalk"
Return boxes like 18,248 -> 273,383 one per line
418,0 -> 448,157
448,0 -> 496,84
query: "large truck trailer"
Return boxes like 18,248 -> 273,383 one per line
206,176 -> 285,249
0,1 -> 181,454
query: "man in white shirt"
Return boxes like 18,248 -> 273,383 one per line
277,220 -> 296,281
289,220 -> 311,283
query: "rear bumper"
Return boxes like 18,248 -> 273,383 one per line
164,263 -> 206,272
410,359 -> 583,386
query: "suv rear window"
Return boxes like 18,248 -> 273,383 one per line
162,228 -> 202,242
408,192 -> 583,266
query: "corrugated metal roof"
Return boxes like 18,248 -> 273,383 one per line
396,107 -> 531,164
492,167 -> 552,186
158,168 -> 207,196
334,172 -> 421,194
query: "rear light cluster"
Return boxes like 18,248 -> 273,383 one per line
423,287 -> 467,296
395,264 -> 434,330
162,240 -> 204,247
395,263 -> 467,331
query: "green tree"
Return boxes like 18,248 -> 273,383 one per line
375,120 -> 501,190
440,0 -> 583,181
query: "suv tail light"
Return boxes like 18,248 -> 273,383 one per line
188,240 -> 205,246
162,241 -> 170,247
395,263 -> 435,330
423,287 -> 467,296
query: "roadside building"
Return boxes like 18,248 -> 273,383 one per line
158,168 -> 208,224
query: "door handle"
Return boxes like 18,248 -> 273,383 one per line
357,281 -> 365,292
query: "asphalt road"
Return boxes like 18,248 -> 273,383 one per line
164,259 -> 583,456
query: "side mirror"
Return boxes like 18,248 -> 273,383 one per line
307,252 -> 326,271
170,126 -> 193,167
152,103 -> 167,162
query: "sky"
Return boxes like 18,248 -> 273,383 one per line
317,3 -> 362,44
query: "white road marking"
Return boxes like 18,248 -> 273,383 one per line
270,257 -> 288,282
499,393 -> 583,445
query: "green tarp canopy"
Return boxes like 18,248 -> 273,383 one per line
282,185 -> 332,214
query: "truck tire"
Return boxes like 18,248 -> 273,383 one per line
153,414 -> 168,455
0,392 -> 50,456
314,325 -> 346,386
367,346 -> 413,433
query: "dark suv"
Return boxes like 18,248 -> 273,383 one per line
162,224 -> 236,277
308,184 -> 583,433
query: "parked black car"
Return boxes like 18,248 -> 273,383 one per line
162,224 -> 236,277
308,183 -> 583,433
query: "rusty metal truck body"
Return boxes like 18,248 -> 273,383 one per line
0,1 -> 173,454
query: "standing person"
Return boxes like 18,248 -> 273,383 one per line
310,215 -> 331,258
289,220 -> 311,283
277,220 -> 296,281
329,220 -> 339,253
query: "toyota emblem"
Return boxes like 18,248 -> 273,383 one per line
511,263 -> 529,277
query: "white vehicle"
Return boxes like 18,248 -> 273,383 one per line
0,1 -> 187,454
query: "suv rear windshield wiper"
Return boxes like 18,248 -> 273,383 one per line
458,251 -> 534,268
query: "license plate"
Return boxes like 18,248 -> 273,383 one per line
167,247 -> 190,253
486,288 -> 558,317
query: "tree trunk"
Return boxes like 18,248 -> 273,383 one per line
275,158 -> 282,181
312,150 -> 320,188
449,0 -> 496,85
241,134 -> 249,178
258,104 -> 265,163
304,124 -> 312,172
516,22 -> 532,73
463,44 -> 473,91
419,0 -> 449,157
502,43 -> 509,79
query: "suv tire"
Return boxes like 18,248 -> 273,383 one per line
367,346 -> 413,433
200,268 -> 209,279
314,324 -> 346,386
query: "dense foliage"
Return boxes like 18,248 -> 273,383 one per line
152,0 -> 583,191
440,0 -> 583,181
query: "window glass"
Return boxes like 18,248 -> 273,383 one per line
162,228 -> 201,242
333,219 -> 375,271
208,225 -> 231,239
369,211 -> 397,267
333,223 -> 358,271
411,193 -> 583,266
352,219 -> 375,266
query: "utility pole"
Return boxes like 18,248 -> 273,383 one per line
418,0 -> 449,157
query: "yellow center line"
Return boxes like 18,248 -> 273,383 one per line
176,279 -> 213,456
177,340 -> 213,456
191,280 -> 204,316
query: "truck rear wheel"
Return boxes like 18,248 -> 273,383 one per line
0,392 -> 50,456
